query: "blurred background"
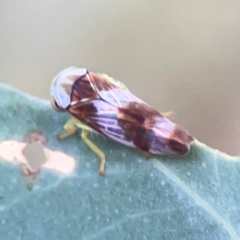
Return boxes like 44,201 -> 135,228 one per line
0,0 -> 240,155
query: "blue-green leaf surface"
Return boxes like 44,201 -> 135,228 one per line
0,83 -> 240,240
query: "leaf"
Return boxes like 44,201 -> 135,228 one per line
0,83 -> 240,240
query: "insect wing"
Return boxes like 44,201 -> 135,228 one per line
69,100 -> 136,149
70,99 -> 192,156
117,102 -> 193,156
65,69 -> 193,156
88,72 -> 147,108
98,73 -> 129,91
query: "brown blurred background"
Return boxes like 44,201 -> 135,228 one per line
0,0 -> 240,156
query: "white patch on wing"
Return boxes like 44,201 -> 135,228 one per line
95,87 -> 146,107
104,133 -> 135,148
99,123 -> 135,148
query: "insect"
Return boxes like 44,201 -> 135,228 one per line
50,67 -> 193,176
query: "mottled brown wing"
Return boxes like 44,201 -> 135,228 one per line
118,102 -> 193,155
68,74 -> 192,155
68,75 -> 164,151
68,99 -> 137,149
117,102 -> 163,152
88,72 -> 147,108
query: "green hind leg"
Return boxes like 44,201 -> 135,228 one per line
81,129 -> 106,176
57,118 -> 106,176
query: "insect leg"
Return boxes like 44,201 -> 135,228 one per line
81,129 -> 106,176
57,118 -> 77,140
